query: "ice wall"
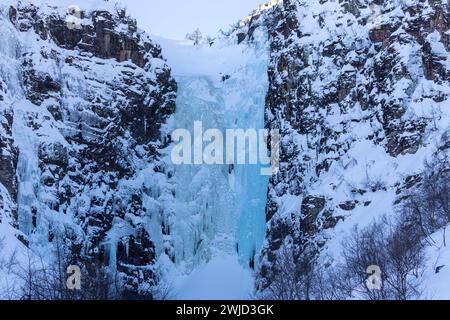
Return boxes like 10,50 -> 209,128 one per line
163,33 -> 270,272
0,9 -> 35,236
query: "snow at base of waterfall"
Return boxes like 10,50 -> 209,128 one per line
173,252 -> 254,300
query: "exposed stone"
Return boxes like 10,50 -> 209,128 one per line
339,200 -> 358,211
38,142 -> 68,167
3,1 -> 178,298
0,110 -> 18,200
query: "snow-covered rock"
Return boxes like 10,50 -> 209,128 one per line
232,0 -> 450,298
0,0 -> 176,298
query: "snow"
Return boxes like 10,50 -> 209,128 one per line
421,228 -> 450,299
155,36 -> 247,81
174,252 -> 254,300
1,0 -> 120,15
0,205 -> 32,299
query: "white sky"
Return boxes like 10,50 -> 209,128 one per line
123,0 -> 264,40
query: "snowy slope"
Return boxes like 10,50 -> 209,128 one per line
174,253 -> 253,300
422,229 -> 450,299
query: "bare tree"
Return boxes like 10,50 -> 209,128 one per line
10,225 -> 117,300
185,28 -> 203,45
338,216 -> 424,300
384,217 -> 424,300
0,237 -> 20,300
339,222 -> 390,300
259,241 -> 319,300
310,263 -> 348,300
401,150 -> 450,244
205,35 -> 215,47
261,243 -> 301,300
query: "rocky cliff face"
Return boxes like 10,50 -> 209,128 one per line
237,0 -> 450,295
0,107 -> 18,228
0,0 -> 176,298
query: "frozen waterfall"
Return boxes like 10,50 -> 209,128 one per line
0,12 -> 37,237
158,32 -> 270,296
